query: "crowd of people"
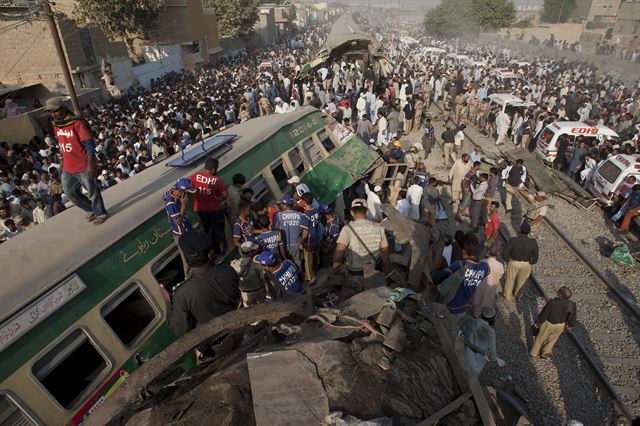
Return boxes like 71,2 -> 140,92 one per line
0,27 -> 332,240
1,14 -> 637,369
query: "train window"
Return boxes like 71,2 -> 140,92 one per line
270,160 -> 290,192
316,129 -> 336,153
302,137 -> 323,166
288,147 -> 305,174
247,175 -> 274,208
32,329 -> 109,409
152,248 -> 186,292
0,394 -> 36,426
101,283 -> 157,346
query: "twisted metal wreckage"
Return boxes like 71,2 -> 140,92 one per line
87,207 -> 529,426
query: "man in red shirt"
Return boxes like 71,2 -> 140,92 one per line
45,97 -> 108,224
190,158 -> 228,254
484,201 -> 500,247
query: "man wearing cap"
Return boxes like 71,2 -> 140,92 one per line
332,198 -> 390,275
364,182 -> 383,222
163,231 -> 240,338
191,158 -> 228,255
383,139 -> 405,164
255,250 -> 303,297
503,222 -> 539,302
164,178 -> 196,277
517,188 -> 549,232
273,194 -> 303,267
287,175 -> 309,200
45,97 -> 108,224
530,286 -> 576,359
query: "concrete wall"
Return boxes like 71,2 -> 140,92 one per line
613,1 -> 640,36
150,0 -> 219,55
99,43 -> 184,90
586,0 -> 622,22
217,33 -> 264,60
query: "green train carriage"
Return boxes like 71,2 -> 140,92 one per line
0,107 -> 379,425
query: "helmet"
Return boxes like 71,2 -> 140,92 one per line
176,178 -> 195,192
255,250 -> 277,266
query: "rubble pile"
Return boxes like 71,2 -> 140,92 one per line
90,215 -> 498,426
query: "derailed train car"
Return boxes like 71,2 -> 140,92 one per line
0,107 -> 379,425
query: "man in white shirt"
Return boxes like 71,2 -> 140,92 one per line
454,124 -> 466,156
32,198 -> 51,225
406,176 -> 424,221
495,110 -> 511,146
470,173 -> 489,229
395,190 -> 411,218
376,111 -> 388,147
364,183 -> 383,222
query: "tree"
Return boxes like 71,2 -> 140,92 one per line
472,0 -> 516,31
423,0 -> 479,38
203,0 -> 261,38
73,0 -> 166,60
542,0 -> 576,23
424,0 -> 515,36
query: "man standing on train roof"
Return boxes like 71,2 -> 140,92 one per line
45,97 -> 108,224
163,231 -> 240,339
165,177 -> 196,278
190,158 -> 228,255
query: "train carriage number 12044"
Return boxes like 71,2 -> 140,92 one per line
288,117 -> 321,139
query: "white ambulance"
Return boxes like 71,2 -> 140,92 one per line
534,121 -> 619,164
589,154 -> 640,205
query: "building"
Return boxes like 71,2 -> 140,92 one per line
613,1 -> 640,40
574,0 -> 623,26
0,0 -> 221,93
256,4 -> 278,45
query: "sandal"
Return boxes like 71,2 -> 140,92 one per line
93,216 -> 108,225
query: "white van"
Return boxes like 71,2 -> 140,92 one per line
589,154 -> 640,205
535,121 -> 619,164
487,93 -> 535,115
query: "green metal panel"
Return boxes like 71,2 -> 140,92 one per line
302,137 -> 379,203
0,111 -> 373,384
0,211 -> 172,383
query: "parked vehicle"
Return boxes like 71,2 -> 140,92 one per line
589,154 -> 640,205
535,121 -> 619,164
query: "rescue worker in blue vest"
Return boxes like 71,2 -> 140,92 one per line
319,204 -> 341,267
164,177 -> 196,278
254,250 -> 303,299
299,192 -> 321,282
254,214 -> 286,260
273,194 -> 303,267
161,231 -> 240,341
232,200 -> 254,250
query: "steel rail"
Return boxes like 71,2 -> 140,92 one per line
428,100 -> 638,422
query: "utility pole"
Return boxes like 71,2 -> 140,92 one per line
41,0 -> 80,115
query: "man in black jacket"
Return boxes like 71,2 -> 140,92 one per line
530,286 -> 576,359
163,231 -> 240,338
503,222 -> 539,301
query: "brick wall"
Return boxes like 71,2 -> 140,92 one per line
0,21 -> 67,91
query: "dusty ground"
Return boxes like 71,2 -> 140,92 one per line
396,104 -> 639,424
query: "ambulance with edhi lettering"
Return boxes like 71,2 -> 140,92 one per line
535,121 -> 619,164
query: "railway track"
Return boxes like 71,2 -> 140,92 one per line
426,100 -> 640,421
497,221 -> 640,422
